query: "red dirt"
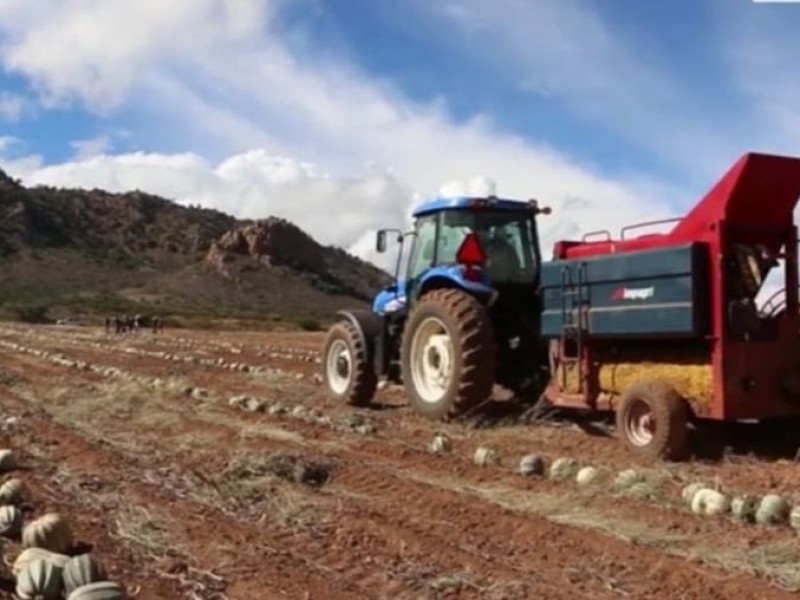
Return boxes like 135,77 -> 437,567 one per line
1,323 -> 799,599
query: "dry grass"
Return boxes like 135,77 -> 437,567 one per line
564,557 -> 638,597
706,540 -> 800,592
114,504 -> 175,556
216,452 -> 329,529
397,468 -> 800,591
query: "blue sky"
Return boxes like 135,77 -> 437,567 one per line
0,0 -> 799,262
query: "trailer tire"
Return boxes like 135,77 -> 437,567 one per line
322,321 -> 377,406
616,379 -> 689,461
401,288 -> 496,420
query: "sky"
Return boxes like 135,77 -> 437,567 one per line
0,0 -> 799,274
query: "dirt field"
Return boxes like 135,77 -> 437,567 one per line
2,323 -> 800,599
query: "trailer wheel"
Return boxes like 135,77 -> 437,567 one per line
401,288 -> 496,420
616,379 -> 689,461
322,321 -> 376,406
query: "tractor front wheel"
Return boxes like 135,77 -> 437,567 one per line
616,379 -> 689,461
322,321 -> 377,406
401,289 -> 496,420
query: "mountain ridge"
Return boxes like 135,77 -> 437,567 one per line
0,167 -> 391,327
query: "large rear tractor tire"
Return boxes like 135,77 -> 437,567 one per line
400,288 -> 496,420
616,379 -> 689,461
322,321 -> 377,406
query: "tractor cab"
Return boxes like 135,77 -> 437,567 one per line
373,196 -> 548,316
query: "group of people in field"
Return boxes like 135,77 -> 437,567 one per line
104,314 -> 164,335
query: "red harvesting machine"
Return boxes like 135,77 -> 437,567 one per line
540,152 -> 800,459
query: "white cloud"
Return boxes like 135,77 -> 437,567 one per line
439,176 -> 497,198
70,135 -> 111,161
0,0 -> 272,109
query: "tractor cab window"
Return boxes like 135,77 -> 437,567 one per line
436,210 -> 473,264
406,214 -> 438,281
437,209 -> 539,284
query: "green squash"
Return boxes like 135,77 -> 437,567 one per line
0,504 -> 22,537
22,512 -> 73,554
15,558 -> 63,600
66,581 -> 128,600
12,547 -> 71,577
63,553 -> 108,595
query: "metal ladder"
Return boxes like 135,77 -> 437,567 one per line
559,263 -> 588,392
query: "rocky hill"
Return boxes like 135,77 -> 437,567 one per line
0,168 -> 391,327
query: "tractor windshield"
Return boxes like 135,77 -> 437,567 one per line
437,209 -> 540,283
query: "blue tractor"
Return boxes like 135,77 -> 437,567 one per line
321,195 -> 552,419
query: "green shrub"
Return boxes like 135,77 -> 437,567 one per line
14,304 -> 50,323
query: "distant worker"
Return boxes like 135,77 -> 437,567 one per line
114,315 -> 122,334
104,317 -> 111,334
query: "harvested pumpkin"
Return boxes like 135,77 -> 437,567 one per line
0,504 -> 22,537
0,477 -> 30,505
63,554 -> 108,595
66,580 -> 127,600
22,512 -> 74,554
13,547 -> 71,577
15,558 -> 63,600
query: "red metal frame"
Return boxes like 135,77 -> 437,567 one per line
548,153 -> 800,421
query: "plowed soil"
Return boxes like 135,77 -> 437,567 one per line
2,323 -> 800,599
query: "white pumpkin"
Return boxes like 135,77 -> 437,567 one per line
63,553 -> 108,595
0,504 -> 22,537
0,477 -> 30,505
429,432 -> 452,454
731,494 -> 758,522
15,558 -> 63,600
22,512 -> 74,554
613,469 -> 644,490
756,494 -> 790,525
66,580 -> 127,600
518,454 -> 545,476
12,547 -> 71,577
473,447 -> 498,466
576,466 -> 601,486
681,482 -> 707,505
790,505 -> 800,530
690,488 -> 730,516
549,457 -> 578,480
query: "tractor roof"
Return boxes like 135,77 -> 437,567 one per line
412,196 -> 533,217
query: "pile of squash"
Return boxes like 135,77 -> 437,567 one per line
0,449 -> 128,599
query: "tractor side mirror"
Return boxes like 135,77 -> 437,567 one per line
376,230 -> 387,253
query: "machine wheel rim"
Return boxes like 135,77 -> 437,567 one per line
326,339 -> 352,395
410,316 -> 454,404
624,399 -> 655,447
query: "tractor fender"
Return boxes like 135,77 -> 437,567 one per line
335,309 -> 382,358
419,273 -> 498,307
